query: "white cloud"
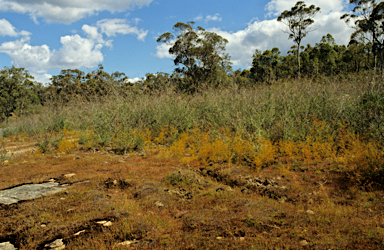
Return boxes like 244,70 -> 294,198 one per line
194,15 -> 203,21
155,43 -> 174,59
205,13 -> 222,22
50,35 -> 104,70
194,13 -> 222,22
0,34 -> 104,73
97,19 -> 148,41
0,34 -> 104,82
0,18 -> 17,36
0,18 -> 148,78
0,0 -> 153,23
0,18 -> 30,37
82,24 -> 104,44
266,0 -> 348,17
133,17 -> 142,25
32,73 -> 52,84
127,77 -> 142,83
158,0 -> 353,69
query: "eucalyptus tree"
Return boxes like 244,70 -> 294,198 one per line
277,1 -> 320,78
251,48 -> 281,84
341,0 -> 384,74
157,21 -> 231,93
49,65 -> 128,102
0,66 -> 36,121
317,34 -> 338,75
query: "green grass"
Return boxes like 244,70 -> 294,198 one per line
3,75 -> 382,143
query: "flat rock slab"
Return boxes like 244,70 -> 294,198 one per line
0,182 -> 68,205
0,242 -> 17,250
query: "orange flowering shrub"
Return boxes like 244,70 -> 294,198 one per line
75,118 -> 384,187
57,139 -> 77,154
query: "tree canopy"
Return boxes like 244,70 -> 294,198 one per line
341,0 -> 384,74
157,21 -> 231,93
277,1 -> 321,78
0,66 -> 38,121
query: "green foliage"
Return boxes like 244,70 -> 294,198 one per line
0,66 -> 39,121
353,92 -> 384,138
250,34 -> 370,80
0,146 -> 12,164
48,64 -> 130,103
157,21 -> 232,93
112,130 -> 145,154
277,1 -> 321,77
140,72 -> 172,94
35,136 -> 54,154
251,48 -> 281,84
341,0 -> 384,73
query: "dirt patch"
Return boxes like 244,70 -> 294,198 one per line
103,178 -> 133,190
199,166 -> 290,201
132,182 -> 163,199
1,146 -> 383,249
164,170 -> 212,188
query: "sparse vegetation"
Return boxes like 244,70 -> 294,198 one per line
1,1 -> 384,248
1,74 -> 384,249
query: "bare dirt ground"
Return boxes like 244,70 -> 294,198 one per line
1,138 -> 384,249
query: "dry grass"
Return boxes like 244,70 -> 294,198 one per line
1,77 -> 384,249
1,133 -> 384,249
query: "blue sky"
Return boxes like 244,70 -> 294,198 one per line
0,0 -> 353,83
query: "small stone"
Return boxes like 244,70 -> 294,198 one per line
239,237 -> 245,241
41,224 -> 47,227
73,230 -> 86,236
175,211 -> 188,218
103,221 -> 113,227
96,220 -> 108,225
60,198 -> 65,200
306,210 -> 315,215
300,240 -> 309,246
64,173 -> 76,178
113,180 -> 118,185
279,197 -> 287,204
0,241 -> 17,250
45,239 -> 65,249
116,240 -> 138,246
155,201 -> 164,208
216,237 -> 223,240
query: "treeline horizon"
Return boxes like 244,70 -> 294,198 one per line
2,0 -> 384,121
0,32 -> 381,121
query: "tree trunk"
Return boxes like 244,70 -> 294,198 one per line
297,42 -> 301,79
374,54 -> 377,81
380,50 -> 383,78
